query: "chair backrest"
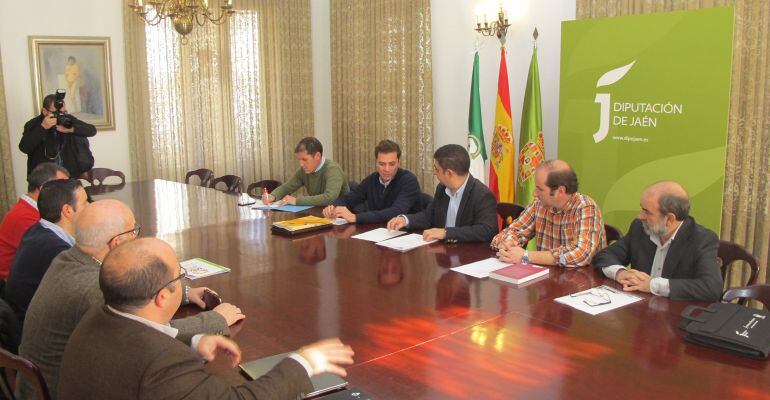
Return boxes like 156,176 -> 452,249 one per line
604,224 -> 623,244
79,168 -> 125,186
721,284 -> 770,310
718,240 -> 760,287
184,168 -> 214,187
246,180 -> 282,197
419,192 -> 433,211
209,175 -> 242,194
0,347 -> 50,400
348,180 -> 359,192
497,202 -> 525,227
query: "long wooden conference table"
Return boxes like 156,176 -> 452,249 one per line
91,180 -> 769,400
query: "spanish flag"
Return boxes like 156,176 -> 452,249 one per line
489,47 -> 515,203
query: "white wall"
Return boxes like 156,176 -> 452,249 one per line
431,0 -> 576,164
311,0 -> 333,156
0,0 -> 131,197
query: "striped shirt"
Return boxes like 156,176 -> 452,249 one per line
490,193 -> 606,267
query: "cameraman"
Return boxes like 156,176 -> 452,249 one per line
19,92 -> 96,178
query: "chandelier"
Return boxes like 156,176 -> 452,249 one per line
129,0 -> 235,37
474,4 -> 511,40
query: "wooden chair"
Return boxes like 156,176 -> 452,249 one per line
246,180 -> 282,197
79,168 -> 125,186
209,175 -> 242,194
604,224 -> 623,244
721,284 -> 770,309
0,347 -> 50,400
185,169 -> 214,187
497,202 -> 525,226
419,192 -> 433,211
348,180 -> 359,192
717,240 -> 760,287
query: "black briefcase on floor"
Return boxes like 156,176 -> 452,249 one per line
680,302 -> 770,359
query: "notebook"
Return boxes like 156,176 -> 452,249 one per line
271,216 -> 333,236
240,352 -> 348,398
489,263 -> 549,284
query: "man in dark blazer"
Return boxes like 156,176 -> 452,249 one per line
59,237 -> 354,400
5,179 -> 88,324
593,181 -> 723,302
386,144 -> 497,243
19,94 -> 96,178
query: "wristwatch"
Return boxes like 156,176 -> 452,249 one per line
522,250 -> 530,264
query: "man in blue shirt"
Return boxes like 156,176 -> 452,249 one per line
323,140 -> 421,224
5,179 -> 88,324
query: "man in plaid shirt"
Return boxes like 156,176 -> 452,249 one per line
491,160 -> 606,267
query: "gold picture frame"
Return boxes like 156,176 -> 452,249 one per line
29,36 -> 115,131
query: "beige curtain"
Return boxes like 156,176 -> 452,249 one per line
0,47 -> 17,215
576,1 -> 770,286
124,0 -> 314,186
331,0 -> 434,193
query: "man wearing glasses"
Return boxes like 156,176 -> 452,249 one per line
16,199 -> 244,399
59,238 -> 354,399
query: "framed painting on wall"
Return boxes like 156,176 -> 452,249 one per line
29,36 -> 115,130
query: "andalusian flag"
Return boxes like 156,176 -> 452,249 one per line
516,45 -> 545,206
468,51 -> 487,183
489,47 -> 515,203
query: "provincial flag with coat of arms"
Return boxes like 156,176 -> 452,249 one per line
516,39 -> 545,207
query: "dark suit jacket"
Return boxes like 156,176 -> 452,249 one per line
4,223 -> 70,324
59,306 -> 313,400
592,217 -> 723,301
404,175 -> 497,243
19,113 -> 96,177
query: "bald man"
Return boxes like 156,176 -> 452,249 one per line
16,199 -> 243,400
491,160 -> 606,267
59,238 -> 354,399
593,181 -> 723,301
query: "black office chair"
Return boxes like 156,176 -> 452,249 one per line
185,169 -> 214,187
209,175 -> 242,194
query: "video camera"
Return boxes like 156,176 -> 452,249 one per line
52,89 -> 73,129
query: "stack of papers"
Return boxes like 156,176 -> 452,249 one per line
376,233 -> 436,252
554,285 -> 643,315
450,257 -> 509,278
351,228 -> 406,242
181,258 -> 231,280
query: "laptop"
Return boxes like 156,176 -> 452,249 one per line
239,352 -> 348,398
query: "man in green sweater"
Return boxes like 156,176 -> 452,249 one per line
262,137 -> 349,206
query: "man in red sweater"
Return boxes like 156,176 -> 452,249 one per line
0,163 -> 69,279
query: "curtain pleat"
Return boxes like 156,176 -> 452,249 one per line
0,46 -> 17,215
123,0 -> 314,186
331,0 -> 434,192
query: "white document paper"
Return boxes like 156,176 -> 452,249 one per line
181,258 -> 231,280
376,233 -> 437,252
351,228 -> 406,242
554,285 -> 643,316
251,199 -> 281,209
450,257 -> 510,278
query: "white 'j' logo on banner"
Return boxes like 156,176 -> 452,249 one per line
593,61 -> 636,143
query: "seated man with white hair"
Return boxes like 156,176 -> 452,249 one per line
593,181 -> 723,301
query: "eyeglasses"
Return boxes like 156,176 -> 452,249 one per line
149,266 -> 187,299
107,224 -> 141,245
570,289 -> 611,307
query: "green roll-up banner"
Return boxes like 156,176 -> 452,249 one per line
558,7 -> 733,234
